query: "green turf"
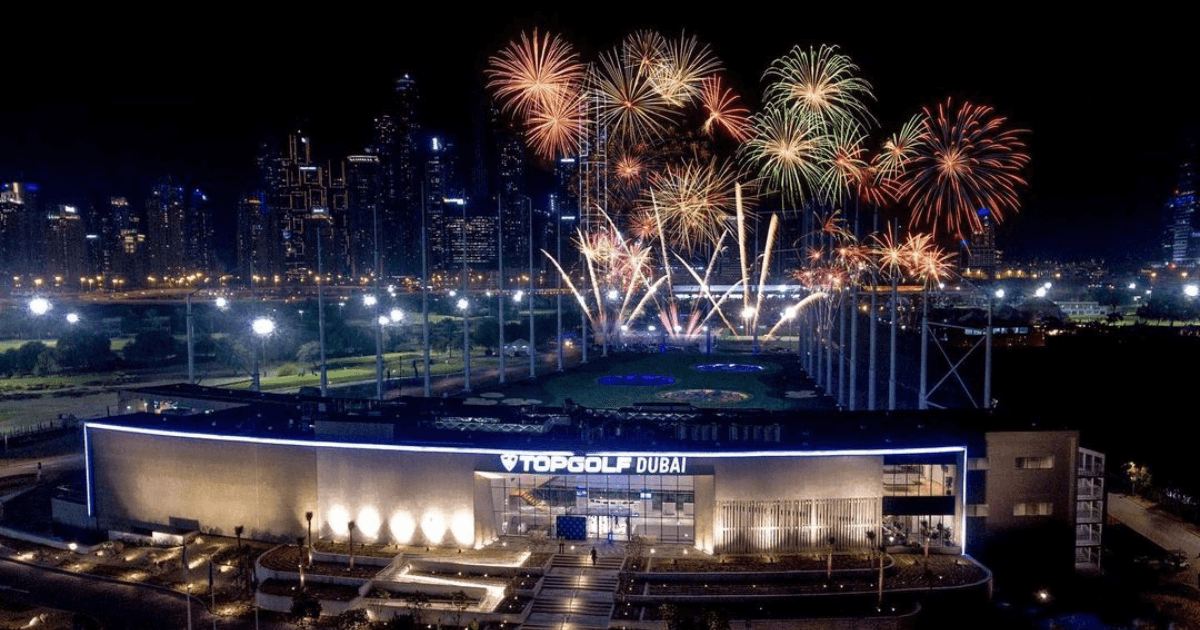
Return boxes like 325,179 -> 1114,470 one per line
469,352 -> 813,410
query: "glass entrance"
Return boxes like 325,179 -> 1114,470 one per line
486,473 -> 696,543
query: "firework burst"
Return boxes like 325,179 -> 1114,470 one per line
647,31 -> 723,107
874,113 -> 926,181
819,119 -> 872,204
699,76 -> 752,142
739,102 -> 829,206
643,158 -> 745,252
486,29 -> 585,117
763,44 -> 876,129
590,48 -> 677,145
900,98 -> 1030,240
524,88 -> 587,160
623,29 -> 668,74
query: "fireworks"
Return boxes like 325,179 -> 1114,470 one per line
646,31 -> 723,107
700,76 -> 752,142
763,44 -> 876,129
486,29 -> 584,117
874,113 -> 926,181
739,102 -> 829,206
524,88 -> 586,160
643,158 -> 745,252
819,119 -> 872,205
590,48 -> 677,144
900,98 -> 1030,240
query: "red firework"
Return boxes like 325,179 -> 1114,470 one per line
900,98 -> 1030,241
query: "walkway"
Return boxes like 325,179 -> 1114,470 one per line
522,551 -> 624,630
1108,492 -> 1200,559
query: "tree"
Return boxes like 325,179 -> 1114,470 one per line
403,592 -> 430,626
121,330 -> 178,365
53,329 -> 115,371
826,535 -> 836,580
334,609 -> 370,630
305,511 -> 314,567
451,590 -> 470,627
234,525 -> 244,548
290,590 -> 322,628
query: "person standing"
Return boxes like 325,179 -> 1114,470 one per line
590,547 -> 597,565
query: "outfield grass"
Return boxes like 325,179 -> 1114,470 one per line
470,352 -> 813,411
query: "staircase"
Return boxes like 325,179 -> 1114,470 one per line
520,551 -> 625,630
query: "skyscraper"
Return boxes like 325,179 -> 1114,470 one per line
346,154 -> 383,280
260,130 -> 349,283
145,177 -> 188,281
0,181 -> 42,287
45,204 -> 87,288
105,196 -> 144,288
372,74 -> 421,280
967,208 -> 999,278
236,191 -> 271,285
1164,142 -> 1198,266
423,135 -> 462,276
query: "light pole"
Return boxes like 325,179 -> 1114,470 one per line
251,317 -> 274,392
365,295 -> 384,400
498,196 -> 506,385
315,209 -> 329,396
555,197 -> 563,372
528,199 -> 536,379
459,297 -> 471,392
421,186 -> 431,397
985,288 -> 1003,410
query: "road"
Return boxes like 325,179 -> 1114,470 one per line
1108,492 -> 1200,559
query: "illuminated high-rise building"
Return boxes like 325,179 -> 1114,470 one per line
372,74 -> 422,279
1164,142 -> 1198,265
346,154 -> 383,280
236,191 -> 272,285
105,196 -> 144,287
423,135 -> 462,275
967,208 -> 999,278
185,188 -> 215,274
259,130 -> 349,283
145,177 -> 188,281
45,203 -> 87,288
0,181 -> 43,286
490,106 -> 529,269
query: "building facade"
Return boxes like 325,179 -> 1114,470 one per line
79,389 -> 1100,575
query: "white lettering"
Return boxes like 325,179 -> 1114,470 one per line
502,454 -> 686,475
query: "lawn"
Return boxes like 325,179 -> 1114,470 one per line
468,352 -> 817,411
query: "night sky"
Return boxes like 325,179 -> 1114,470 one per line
2,9 -> 1195,269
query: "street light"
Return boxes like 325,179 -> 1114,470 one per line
365,295 -> 383,400
458,297 -> 471,392
66,312 -> 80,325
29,297 -> 50,341
251,317 -> 274,392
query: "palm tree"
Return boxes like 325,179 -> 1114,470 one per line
296,536 -> 307,589
305,511 -> 314,568
347,521 -> 356,570
866,530 -> 884,606
826,535 -> 836,581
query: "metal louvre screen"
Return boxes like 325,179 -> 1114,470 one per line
716,498 -> 881,554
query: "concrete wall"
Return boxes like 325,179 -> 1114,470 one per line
982,430 -> 1079,576
89,428 -> 318,540
314,448 -> 480,548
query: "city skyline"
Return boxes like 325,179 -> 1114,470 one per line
1,10 -> 1197,267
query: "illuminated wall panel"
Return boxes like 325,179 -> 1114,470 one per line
88,428 -> 317,539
